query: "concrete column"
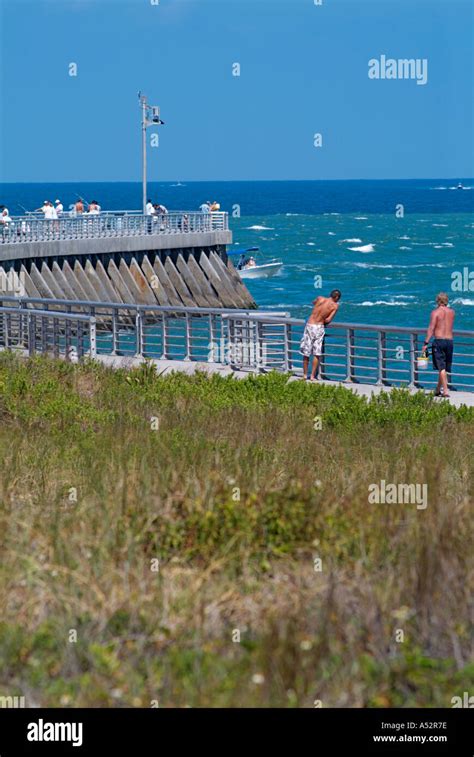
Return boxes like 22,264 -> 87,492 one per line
141,255 -> 170,306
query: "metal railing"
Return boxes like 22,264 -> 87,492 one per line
0,306 -> 96,360
222,313 -> 474,392
0,296 -> 472,392
0,211 -> 228,244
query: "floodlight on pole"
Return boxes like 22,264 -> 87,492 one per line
138,92 -> 165,215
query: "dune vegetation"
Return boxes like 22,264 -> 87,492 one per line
0,353 -> 472,707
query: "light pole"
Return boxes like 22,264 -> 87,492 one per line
138,92 -> 165,214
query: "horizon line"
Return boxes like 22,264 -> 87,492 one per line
1,177 -> 473,185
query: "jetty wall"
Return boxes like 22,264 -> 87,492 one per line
0,224 -> 256,310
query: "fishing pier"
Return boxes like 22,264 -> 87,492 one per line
0,209 -> 473,402
0,210 -> 255,310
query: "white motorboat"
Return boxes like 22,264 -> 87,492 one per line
230,247 -> 283,280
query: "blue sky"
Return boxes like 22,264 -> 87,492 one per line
0,0 -> 472,182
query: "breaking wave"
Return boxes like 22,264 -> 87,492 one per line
348,243 -> 375,252
452,298 -> 474,306
359,300 -> 409,307
246,225 -> 274,230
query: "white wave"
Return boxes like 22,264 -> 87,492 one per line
430,186 -> 447,190
340,238 -> 362,243
328,232 -> 336,236
353,262 -> 443,269
359,300 -> 409,307
399,246 -> 411,250
441,242 -> 454,247
354,262 -> 392,269
246,225 -> 274,230
453,298 -> 474,306
398,235 -> 411,240
306,242 -> 316,246
354,216 -> 368,220
348,243 -> 375,252
432,224 -> 448,227
330,212 -> 340,216
285,213 -> 302,216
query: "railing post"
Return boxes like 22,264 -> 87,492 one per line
409,332 -> 416,388
228,317 -> 235,368
346,328 -> 355,382
3,314 -> 9,349
319,337 -> 326,380
256,320 -> 263,372
184,312 -> 191,361
135,310 -> 143,357
53,316 -> 59,357
111,309 -> 118,355
376,330 -> 386,386
28,313 -> 36,355
283,322 -> 290,372
65,317 -> 71,359
77,320 -> 84,359
208,314 -> 215,363
161,312 -> 168,360
41,316 -> 48,353
89,317 -> 97,358
381,331 -> 387,385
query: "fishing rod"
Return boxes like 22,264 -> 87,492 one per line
75,192 -> 93,208
17,203 -> 35,215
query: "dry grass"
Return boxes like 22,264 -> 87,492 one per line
0,355 -> 472,707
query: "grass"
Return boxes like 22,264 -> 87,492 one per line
0,353 -> 472,707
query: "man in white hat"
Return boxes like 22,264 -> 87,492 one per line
36,200 -> 49,216
55,199 -> 63,217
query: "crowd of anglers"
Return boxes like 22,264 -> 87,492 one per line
0,198 -> 101,227
1,198 -> 221,227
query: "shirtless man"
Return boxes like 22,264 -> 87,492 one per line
300,290 -> 341,381
421,292 -> 455,398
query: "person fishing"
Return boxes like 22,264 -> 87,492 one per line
300,289 -> 341,381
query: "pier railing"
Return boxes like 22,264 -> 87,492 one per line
0,306 -> 96,360
0,211 -> 228,244
0,296 -> 472,392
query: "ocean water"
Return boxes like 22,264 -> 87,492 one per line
1,179 -> 473,330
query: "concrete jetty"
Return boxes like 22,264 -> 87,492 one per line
0,211 -> 256,310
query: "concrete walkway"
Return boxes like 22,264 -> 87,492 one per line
95,355 -> 474,408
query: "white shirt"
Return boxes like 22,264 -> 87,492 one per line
146,202 -> 154,216
55,203 -> 63,215
200,203 -> 210,213
44,205 -> 57,220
